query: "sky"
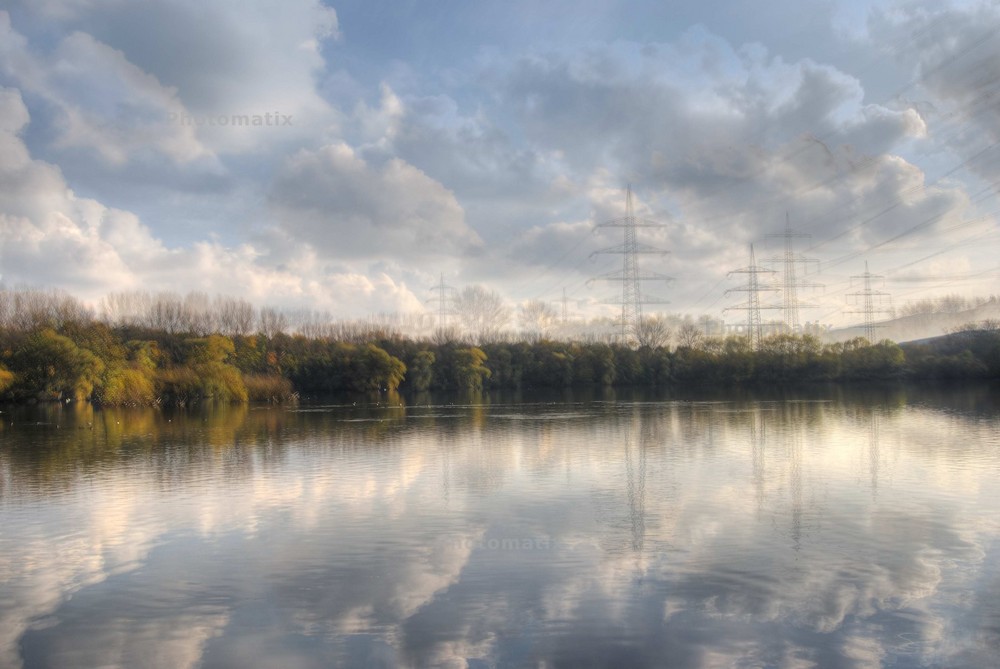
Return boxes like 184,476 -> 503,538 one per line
1,0 -> 1000,327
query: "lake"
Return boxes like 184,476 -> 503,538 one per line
1,385 -> 999,668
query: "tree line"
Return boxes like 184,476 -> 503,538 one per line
1,287 -> 998,406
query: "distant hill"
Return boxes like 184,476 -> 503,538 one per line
897,323 -> 1000,379
825,299 -> 1000,344
898,329 -> 991,351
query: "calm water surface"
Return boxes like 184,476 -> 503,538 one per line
1,386 -> 999,668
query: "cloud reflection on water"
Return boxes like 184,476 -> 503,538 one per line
0,387 -> 998,668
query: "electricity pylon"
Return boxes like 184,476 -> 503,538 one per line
589,185 -> 672,345
624,419 -> 647,552
846,261 -> 892,342
749,408 -> 766,516
725,244 -> 781,351
868,411 -> 881,500
426,273 -> 456,332
764,214 -> 822,331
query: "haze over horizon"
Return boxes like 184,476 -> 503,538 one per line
2,0 -> 1000,329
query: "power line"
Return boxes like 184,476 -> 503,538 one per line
589,185 -> 673,345
809,141 -> 1000,260
426,273 -> 456,332
846,261 -> 893,342
764,214 -> 822,330
725,244 -> 781,351
648,26 -> 1000,240
529,25 -> 1000,328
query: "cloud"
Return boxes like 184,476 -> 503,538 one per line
0,86 -> 425,316
363,87 -> 573,216
3,398 -> 1000,667
493,34 -> 927,205
0,86 -> 153,290
333,30 -> 969,319
0,0 -> 997,323
869,2 -> 1000,182
0,12 -> 214,166
43,0 -> 338,146
0,1 -> 340,166
269,142 -> 484,261
0,407 -> 484,668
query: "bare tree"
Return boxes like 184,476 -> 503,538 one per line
52,290 -> 92,325
215,296 -> 256,336
518,299 -> 558,341
635,315 -> 671,349
100,291 -> 257,335
183,292 -> 215,335
676,322 -> 704,349
949,319 -> 1000,335
453,285 -> 511,343
12,289 -> 50,330
0,289 -> 10,329
288,309 -> 328,339
900,293 -> 996,317
431,325 -> 463,345
0,287 -> 92,331
259,306 -> 288,338
331,315 -> 401,343
101,290 -> 150,327
146,293 -> 186,333
697,314 -> 723,337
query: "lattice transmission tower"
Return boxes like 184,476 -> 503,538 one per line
426,273 -> 457,333
846,261 -> 892,342
765,214 -> 822,331
725,244 -> 781,351
589,185 -> 672,345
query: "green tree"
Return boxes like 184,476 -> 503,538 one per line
454,286 -> 511,343
8,329 -> 104,401
185,334 -> 237,366
407,350 -> 436,392
157,334 -> 248,403
95,341 -> 159,406
840,338 -> 905,380
454,347 -> 491,391
352,344 -> 407,392
0,366 -> 14,394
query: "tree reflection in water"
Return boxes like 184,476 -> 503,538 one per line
0,384 -> 998,668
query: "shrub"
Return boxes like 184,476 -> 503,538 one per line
244,374 -> 297,402
155,366 -> 202,405
7,329 -> 104,401
0,367 -> 13,394
98,366 -> 157,406
197,362 -> 249,403
407,350 -> 435,392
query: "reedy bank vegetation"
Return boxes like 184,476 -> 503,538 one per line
0,288 -> 997,406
